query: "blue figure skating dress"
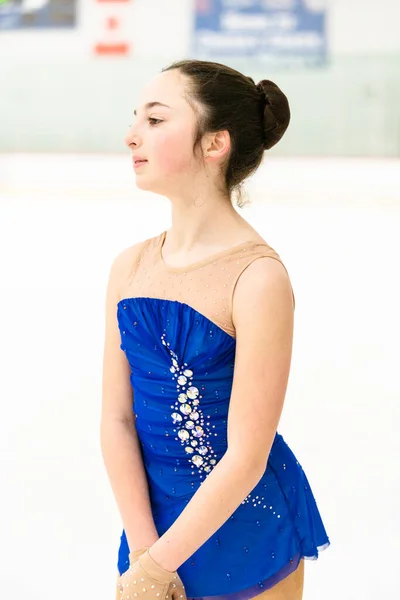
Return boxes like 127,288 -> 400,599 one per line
116,231 -> 330,599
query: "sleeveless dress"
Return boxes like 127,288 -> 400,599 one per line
116,231 -> 330,599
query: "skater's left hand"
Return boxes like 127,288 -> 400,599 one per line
116,548 -> 187,600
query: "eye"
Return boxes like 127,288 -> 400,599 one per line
148,117 -> 163,126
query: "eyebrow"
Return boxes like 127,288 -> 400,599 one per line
133,102 -> 171,116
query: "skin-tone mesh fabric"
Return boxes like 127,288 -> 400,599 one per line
120,231 -> 294,339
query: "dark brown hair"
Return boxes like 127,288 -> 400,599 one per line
162,59 -> 290,206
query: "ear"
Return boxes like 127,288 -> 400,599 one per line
202,130 -> 231,162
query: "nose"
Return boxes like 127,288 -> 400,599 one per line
124,126 -> 142,149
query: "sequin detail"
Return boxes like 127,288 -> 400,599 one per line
241,491 -> 269,508
161,332 -> 218,478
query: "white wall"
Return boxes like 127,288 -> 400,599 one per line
329,0 -> 400,54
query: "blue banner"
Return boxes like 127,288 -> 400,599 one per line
193,0 -> 327,68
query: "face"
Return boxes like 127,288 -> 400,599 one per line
125,69 -> 201,195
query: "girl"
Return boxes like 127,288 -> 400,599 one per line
101,59 -> 330,600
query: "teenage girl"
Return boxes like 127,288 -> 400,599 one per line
101,59 -> 330,600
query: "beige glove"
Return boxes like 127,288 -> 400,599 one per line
116,548 -> 187,600
129,546 -> 150,563
115,548 -> 148,600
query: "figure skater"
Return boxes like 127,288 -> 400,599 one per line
100,59 -> 330,600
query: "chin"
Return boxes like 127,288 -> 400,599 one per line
135,176 -> 169,196
134,176 -> 155,192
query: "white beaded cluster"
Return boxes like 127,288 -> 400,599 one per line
161,332 -> 218,477
242,491 -> 266,507
241,492 -> 280,515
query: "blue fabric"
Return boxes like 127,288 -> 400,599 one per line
116,297 -> 330,598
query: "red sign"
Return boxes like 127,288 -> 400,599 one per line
94,0 -> 133,56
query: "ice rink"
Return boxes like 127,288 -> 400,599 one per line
0,154 -> 399,599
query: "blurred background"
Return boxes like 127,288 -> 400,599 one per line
0,1 -> 399,599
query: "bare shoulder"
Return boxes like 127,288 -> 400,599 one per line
236,255 -> 294,303
232,256 -> 294,332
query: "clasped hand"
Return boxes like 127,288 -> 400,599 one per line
116,547 -> 187,600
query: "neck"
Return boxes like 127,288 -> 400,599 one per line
165,189 -> 247,252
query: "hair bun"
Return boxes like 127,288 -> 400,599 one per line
256,80 -> 291,150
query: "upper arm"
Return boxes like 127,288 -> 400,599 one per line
227,257 -> 295,471
101,243 -> 143,425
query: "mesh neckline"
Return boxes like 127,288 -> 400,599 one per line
158,230 -> 262,273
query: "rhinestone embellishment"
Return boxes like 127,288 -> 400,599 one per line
161,332 -> 218,477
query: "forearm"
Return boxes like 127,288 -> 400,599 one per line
150,450 -> 265,571
100,418 -> 159,551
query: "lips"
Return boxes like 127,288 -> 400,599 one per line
133,156 -> 148,166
